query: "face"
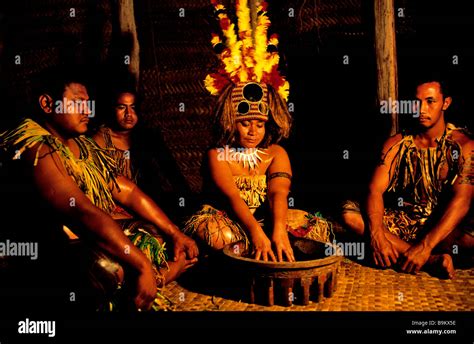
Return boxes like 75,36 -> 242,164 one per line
47,82 -> 91,136
235,120 -> 266,148
114,92 -> 138,131
415,82 -> 451,129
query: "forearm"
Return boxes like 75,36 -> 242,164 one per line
365,189 -> 386,234
121,186 -> 180,237
422,196 -> 471,249
269,191 -> 288,233
228,195 -> 263,236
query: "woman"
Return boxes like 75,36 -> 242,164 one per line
183,0 -> 332,262
183,82 -> 332,262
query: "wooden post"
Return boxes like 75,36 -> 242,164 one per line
118,0 -> 140,87
249,0 -> 258,44
374,0 -> 398,135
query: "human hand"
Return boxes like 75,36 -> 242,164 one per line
370,230 -> 399,267
171,231 -> 199,261
272,231 -> 295,262
400,241 -> 432,274
251,230 -> 276,262
134,263 -> 158,311
175,251 -> 199,272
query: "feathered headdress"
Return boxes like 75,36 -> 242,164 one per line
204,0 -> 290,103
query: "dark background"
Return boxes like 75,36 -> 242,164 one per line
0,0 -> 473,220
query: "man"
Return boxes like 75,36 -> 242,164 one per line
342,74 -> 473,279
0,65 -> 199,310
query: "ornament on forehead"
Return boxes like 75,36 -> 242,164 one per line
233,81 -> 269,122
204,0 -> 290,106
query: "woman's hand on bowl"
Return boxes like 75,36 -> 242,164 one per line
250,230 -> 276,262
272,231 -> 296,262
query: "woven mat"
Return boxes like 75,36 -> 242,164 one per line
163,259 -> 474,311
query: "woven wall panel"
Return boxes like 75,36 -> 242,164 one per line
136,0 -> 215,193
3,0 -> 391,193
3,0 -> 112,106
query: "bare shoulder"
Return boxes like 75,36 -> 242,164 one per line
375,133 -> 404,167
21,141 -> 70,180
21,140 -> 54,162
451,129 -> 474,149
266,144 -> 292,175
207,147 -> 230,168
266,144 -> 289,158
382,133 -> 403,151
207,147 -> 220,160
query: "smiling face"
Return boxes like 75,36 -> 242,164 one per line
415,81 -> 451,130
114,92 -> 138,131
235,119 -> 266,148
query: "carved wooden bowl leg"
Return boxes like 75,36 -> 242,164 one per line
250,277 -> 256,304
300,277 -> 312,305
317,274 -> 326,302
324,271 -> 333,298
280,278 -> 294,306
247,262 -> 341,307
266,278 -> 274,306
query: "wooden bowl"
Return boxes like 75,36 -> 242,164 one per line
223,238 -> 343,307
223,238 -> 342,269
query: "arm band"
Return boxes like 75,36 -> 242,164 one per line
267,172 -> 292,181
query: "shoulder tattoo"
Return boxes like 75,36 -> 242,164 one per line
458,150 -> 474,185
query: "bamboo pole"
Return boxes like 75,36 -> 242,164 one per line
374,0 -> 398,135
118,0 -> 140,88
249,0 -> 258,44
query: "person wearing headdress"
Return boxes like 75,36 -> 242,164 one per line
341,74 -> 474,278
0,65 -> 199,311
183,0 -> 332,262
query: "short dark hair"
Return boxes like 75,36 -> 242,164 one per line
412,70 -> 452,99
32,64 -> 91,102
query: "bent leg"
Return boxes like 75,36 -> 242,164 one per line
341,209 -> 412,254
183,205 -> 248,250
340,202 -> 462,278
435,226 -> 474,252
341,211 -> 365,236
434,225 -> 474,269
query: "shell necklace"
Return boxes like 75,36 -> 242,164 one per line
230,147 -> 267,170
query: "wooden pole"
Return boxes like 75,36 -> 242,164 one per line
118,0 -> 140,88
249,0 -> 258,44
374,0 -> 398,135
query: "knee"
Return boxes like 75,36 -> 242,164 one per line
341,211 -> 365,235
456,233 -> 474,251
208,226 -> 236,250
195,222 -> 238,250
341,211 -> 354,226
440,229 -> 474,253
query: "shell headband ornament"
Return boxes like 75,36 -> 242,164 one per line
204,0 -> 290,122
